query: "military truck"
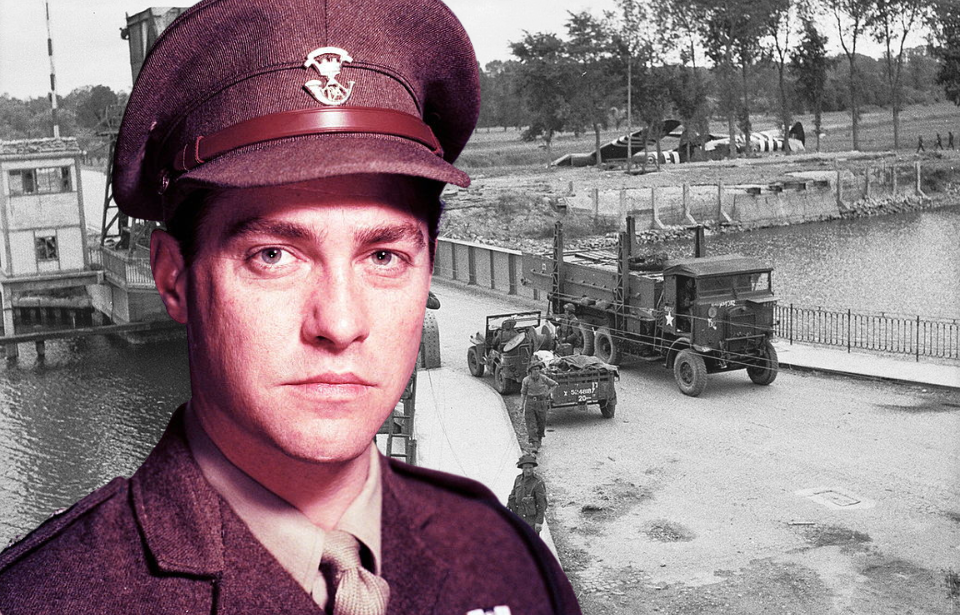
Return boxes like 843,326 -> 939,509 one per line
522,221 -> 778,397
467,311 -> 618,417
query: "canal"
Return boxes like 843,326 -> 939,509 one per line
1,204 -> 958,547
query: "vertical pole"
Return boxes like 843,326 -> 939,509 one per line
507,253 -> 518,296
915,161 -> 923,196
864,167 -> 870,198
835,167 -> 843,210
892,162 -> 898,195
1,285 -> 17,360
789,304 -> 793,345
916,315 -> 921,362
625,216 -> 636,257
847,309 -> 851,353
45,0 -> 60,138
592,187 -> 599,220
626,55 -> 632,173
467,246 -> 476,285
619,188 -> 626,226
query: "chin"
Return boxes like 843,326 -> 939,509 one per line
272,420 -> 380,465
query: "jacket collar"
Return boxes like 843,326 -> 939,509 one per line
379,456 -> 450,614
130,406 -> 225,577
130,408 -> 453,613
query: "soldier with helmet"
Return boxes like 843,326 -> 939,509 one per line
507,454 -> 548,534
0,0 -> 580,613
521,361 -> 558,452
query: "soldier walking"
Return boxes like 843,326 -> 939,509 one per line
936,133 -> 944,150
950,131 -> 956,150
917,135 -> 925,153
521,361 -> 557,453
507,454 -> 548,534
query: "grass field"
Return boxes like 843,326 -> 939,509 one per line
458,101 -> 960,176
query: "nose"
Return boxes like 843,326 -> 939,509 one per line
301,265 -> 369,349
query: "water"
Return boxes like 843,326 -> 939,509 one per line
0,337 -> 190,545
650,207 -> 960,321
1,206 -> 957,547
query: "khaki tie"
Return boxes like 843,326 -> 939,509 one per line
321,530 -> 390,615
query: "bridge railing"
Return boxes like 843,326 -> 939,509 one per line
89,246 -> 155,289
435,238 -> 958,363
775,304 -> 959,362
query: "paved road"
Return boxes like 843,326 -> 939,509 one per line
431,278 -> 960,614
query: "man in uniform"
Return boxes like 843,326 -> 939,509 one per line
0,1 -> 580,614
521,361 -> 558,453
507,454 -> 548,535
493,318 -> 519,351
555,303 -> 581,351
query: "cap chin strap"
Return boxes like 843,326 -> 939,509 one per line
170,106 -> 443,174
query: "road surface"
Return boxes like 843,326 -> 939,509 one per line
431,278 -> 960,615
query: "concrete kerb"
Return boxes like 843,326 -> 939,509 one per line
772,341 -> 960,391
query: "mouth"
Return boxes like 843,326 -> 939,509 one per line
285,373 -> 375,400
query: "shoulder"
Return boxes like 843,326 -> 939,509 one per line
0,478 -> 139,603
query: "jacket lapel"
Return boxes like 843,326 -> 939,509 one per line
130,407 -> 225,578
379,456 -> 449,615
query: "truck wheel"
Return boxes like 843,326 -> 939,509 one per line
599,398 -> 616,418
594,326 -> 621,365
467,346 -> 484,377
580,324 -> 595,356
747,340 -> 779,385
674,349 -> 707,397
493,364 -> 512,394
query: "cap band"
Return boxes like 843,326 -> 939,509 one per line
171,106 -> 443,173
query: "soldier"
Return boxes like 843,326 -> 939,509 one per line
556,302 -> 581,350
950,131 -> 956,150
493,318 -> 519,351
936,133 -> 944,150
521,361 -> 558,452
507,454 -> 548,535
0,0 -> 581,613
917,135 -> 925,153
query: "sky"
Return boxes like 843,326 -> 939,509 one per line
0,0 -> 923,101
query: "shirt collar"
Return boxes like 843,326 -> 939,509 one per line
183,403 -> 383,595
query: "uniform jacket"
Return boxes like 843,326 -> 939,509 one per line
0,410 -> 580,615
507,474 -> 547,526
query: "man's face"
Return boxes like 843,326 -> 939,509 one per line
529,367 -> 541,379
165,175 -> 433,465
522,464 -> 534,477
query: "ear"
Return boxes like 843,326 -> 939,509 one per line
150,229 -> 189,324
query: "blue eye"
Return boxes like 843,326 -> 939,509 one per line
372,250 -> 394,266
258,248 -> 284,264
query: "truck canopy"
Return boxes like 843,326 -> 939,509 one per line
664,254 -> 771,278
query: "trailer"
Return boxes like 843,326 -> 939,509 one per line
522,221 -> 779,397
467,312 -> 618,417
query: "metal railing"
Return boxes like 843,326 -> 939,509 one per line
89,246 -> 155,289
776,304 -> 960,362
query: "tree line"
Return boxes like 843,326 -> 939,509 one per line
483,0 -> 958,163
0,85 -> 127,161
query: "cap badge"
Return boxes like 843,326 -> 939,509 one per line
303,46 -> 355,106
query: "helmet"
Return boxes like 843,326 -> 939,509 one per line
517,453 -> 538,468
502,319 -> 516,329
527,360 -> 545,374
563,302 -> 575,313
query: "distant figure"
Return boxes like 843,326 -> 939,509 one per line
936,133 -> 944,150
950,131 -> 956,150
917,135 -> 925,153
507,454 -> 547,534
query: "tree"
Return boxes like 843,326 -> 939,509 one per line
929,0 -> 960,106
867,0 -> 930,149
791,15 -> 832,151
660,0 -> 710,160
768,0 -> 797,153
565,11 -> 619,167
510,32 -> 571,157
825,0 -> 873,150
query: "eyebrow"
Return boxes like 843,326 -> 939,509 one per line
354,222 -> 426,251
225,217 -> 316,242
223,217 -> 425,251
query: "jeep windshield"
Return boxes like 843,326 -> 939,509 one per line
697,272 -> 771,298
